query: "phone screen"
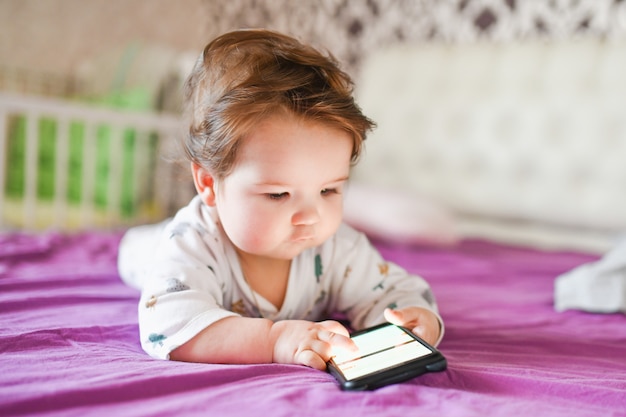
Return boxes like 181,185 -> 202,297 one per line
330,324 -> 434,381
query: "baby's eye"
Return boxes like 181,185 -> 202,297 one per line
267,192 -> 288,200
321,188 -> 338,196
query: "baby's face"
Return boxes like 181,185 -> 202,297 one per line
214,113 -> 353,260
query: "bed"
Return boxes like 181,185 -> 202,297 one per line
2,231 -> 625,416
2,40 -> 626,416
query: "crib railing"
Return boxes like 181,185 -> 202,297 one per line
0,92 -> 193,231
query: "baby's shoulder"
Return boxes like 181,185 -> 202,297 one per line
158,199 -> 227,259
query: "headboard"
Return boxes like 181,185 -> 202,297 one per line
353,40 -> 626,253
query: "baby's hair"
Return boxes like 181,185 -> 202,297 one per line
183,28 -> 375,179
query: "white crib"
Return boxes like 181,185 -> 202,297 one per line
0,92 -> 193,231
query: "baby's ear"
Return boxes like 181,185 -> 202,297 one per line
191,163 -> 217,206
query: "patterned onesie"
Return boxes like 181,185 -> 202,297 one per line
119,196 -> 443,359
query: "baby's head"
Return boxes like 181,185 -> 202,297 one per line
182,29 -> 374,180
183,29 -> 375,259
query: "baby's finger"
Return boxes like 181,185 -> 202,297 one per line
295,348 -> 327,370
411,324 -> 436,346
383,307 -> 404,325
318,320 -> 350,337
318,329 -> 357,352
299,337 -> 336,364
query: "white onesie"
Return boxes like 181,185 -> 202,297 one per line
118,196 -> 443,359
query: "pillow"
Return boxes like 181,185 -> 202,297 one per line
343,182 -> 459,246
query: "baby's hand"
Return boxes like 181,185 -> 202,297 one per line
384,307 -> 441,346
269,320 -> 357,370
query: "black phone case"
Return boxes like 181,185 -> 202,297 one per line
327,323 -> 447,391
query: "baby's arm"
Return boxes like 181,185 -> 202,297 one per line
330,224 -> 444,346
170,316 -> 356,370
383,307 -> 441,346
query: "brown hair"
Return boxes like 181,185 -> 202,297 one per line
183,28 -> 375,179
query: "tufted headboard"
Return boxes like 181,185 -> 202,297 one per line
353,40 -> 626,253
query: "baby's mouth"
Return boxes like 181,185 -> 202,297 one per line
292,235 -> 314,242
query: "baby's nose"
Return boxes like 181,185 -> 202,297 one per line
291,203 -> 320,226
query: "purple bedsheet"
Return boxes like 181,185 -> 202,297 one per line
1,231 -> 625,417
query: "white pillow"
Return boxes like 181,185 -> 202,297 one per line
343,182 -> 459,246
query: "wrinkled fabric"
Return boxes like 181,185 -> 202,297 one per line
555,236 -> 626,313
1,232 -> 625,417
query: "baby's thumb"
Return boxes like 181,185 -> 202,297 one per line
383,307 -> 404,325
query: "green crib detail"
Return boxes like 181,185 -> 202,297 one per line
3,112 -> 161,228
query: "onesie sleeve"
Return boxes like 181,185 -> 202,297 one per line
329,224 -> 444,345
137,219 -> 238,360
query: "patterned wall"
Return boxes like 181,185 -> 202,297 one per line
3,1 -> 625,97
202,0 -> 626,75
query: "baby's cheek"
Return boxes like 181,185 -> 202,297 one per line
322,207 -> 344,239
219,214 -> 258,249
239,235 -> 268,254
231,218 -> 279,253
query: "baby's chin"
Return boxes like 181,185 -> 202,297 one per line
234,245 -> 304,262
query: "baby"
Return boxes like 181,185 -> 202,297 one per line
118,29 -> 443,370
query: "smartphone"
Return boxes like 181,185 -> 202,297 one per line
327,323 -> 447,391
